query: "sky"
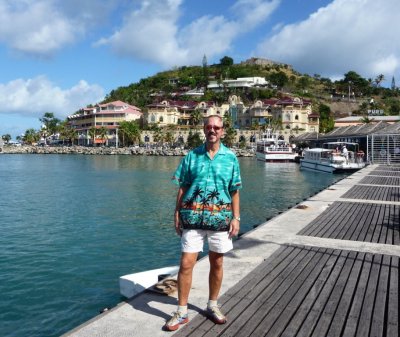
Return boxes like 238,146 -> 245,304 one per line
0,0 -> 399,139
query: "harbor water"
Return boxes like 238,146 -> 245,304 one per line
0,155 -> 343,337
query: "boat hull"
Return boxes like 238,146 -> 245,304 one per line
256,151 -> 297,162
300,159 -> 365,174
119,265 -> 179,298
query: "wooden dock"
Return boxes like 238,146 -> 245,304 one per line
174,165 -> 400,337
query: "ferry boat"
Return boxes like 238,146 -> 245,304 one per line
300,142 -> 366,173
256,130 -> 298,162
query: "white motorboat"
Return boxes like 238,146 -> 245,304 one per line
119,265 -> 179,298
256,130 -> 298,162
300,142 -> 366,173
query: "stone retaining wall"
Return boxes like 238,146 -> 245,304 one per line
0,145 -> 255,157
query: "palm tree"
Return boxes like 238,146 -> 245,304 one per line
98,127 -> 108,146
119,121 -> 141,146
190,109 -> 203,129
359,116 -> 375,124
374,74 -> 385,87
23,129 -> 40,145
88,127 -> 97,146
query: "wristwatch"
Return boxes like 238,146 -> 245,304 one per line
233,216 -> 241,222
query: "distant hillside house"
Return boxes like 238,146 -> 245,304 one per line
207,77 -> 268,92
68,100 -> 142,146
145,100 -> 228,127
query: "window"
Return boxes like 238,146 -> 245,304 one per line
159,116 -> 164,122
295,115 -> 299,120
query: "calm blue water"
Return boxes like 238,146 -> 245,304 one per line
0,155 -> 342,337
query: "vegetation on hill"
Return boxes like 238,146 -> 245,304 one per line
3,56 -> 399,144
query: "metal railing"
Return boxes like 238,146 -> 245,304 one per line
367,134 -> 400,165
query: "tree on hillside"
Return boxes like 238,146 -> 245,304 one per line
374,74 -> 385,87
268,71 -> 289,89
318,104 -> 335,133
220,56 -> 234,67
2,134 -> 11,143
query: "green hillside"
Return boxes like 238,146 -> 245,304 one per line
103,57 -> 400,121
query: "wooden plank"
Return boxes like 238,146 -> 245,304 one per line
387,256 -> 399,337
369,254 -> 391,337
279,252 -> 357,337
274,250 -> 349,337
360,204 -> 380,243
309,250 -> 358,337
299,202 -> 342,237
355,254 -> 383,337
239,248 -> 335,337
175,245 -> 300,337
325,252 -> 365,337
333,203 -> 367,240
392,205 -> 400,246
329,203 -> 364,240
226,248 -> 331,337
371,204 -> 385,244
341,253 -> 373,337
346,203 -> 374,242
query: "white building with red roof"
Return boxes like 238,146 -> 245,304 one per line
68,100 -> 142,146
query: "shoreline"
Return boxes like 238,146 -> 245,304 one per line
0,145 -> 255,157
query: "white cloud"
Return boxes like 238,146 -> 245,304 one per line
97,0 -> 279,67
0,76 -> 104,119
0,0 -> 82,56
256,0 -> 400,81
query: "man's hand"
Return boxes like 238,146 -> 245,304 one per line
228,218 -> 240,239
174,211 -> 182,236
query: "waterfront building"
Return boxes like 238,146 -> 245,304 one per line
145,100 -> 228,128
68,100 -> 142,146
271,96 -> 319,134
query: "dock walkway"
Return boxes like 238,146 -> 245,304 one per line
64,165 -> 399,337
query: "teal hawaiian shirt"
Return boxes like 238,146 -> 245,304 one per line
172,143 -> 242,231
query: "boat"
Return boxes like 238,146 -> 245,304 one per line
119,265 -> 179,298
300,142 -> 366,173
256,129 -> 298,162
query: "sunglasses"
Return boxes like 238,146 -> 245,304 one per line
205,125 -> 223,131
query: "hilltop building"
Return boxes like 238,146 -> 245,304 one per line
68,100 -> 142,146
207,77 -> 269,92
240,57 -> 292,69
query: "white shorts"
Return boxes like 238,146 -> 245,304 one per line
181,229 -> 233,254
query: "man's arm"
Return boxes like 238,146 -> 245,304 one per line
174,186 -> 188,236
229,190 -> 240,239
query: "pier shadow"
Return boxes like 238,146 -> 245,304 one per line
125,290 -> 203,323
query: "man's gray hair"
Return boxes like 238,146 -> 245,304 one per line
204,115 -> 224,127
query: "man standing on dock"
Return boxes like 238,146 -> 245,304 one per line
166,115 -> 242,331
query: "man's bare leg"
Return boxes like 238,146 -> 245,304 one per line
178,252 -> 198,305
208,251 -> 224,301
